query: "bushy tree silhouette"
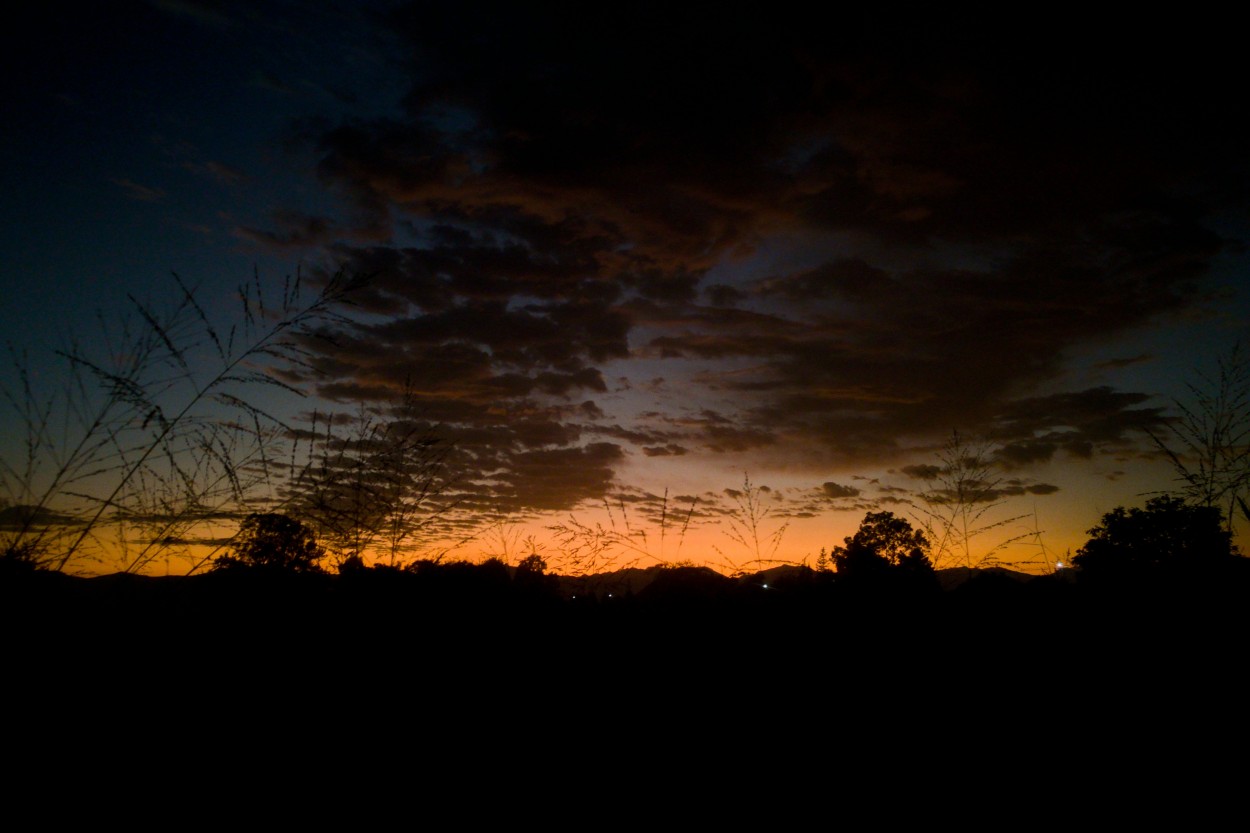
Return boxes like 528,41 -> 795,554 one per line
516,553 -> 548,576
0,539 -> 41,577
831,511 -> 936,586
513,552 -> 559,597
1073,495 -> 1238,580
214,512 -> 325,573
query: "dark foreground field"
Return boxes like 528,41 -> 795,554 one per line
6,562 -> 1249,798
7,562 -> 1248,685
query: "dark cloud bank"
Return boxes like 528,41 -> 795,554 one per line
257,4 -> 1248,517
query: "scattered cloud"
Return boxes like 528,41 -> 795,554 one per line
113,178 -> 164,202
245,4 -> 1249,516
820,482 -> 861,500
203,160 -> 247,185
235,210 -> 337,249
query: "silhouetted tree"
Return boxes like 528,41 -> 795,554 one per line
517,553 -> 548,575
0,540 -> 41,577
832,511 -> 936,587
214,512 -> 325,573
1072,495 -> 1238,580
513,552 -> 559,597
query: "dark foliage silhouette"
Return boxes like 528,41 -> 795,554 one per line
0,540 -> 41,577
830,511 -> 937,589
513,552 -> 559,597
213,512 -> 325,573
1072,495 -> 1239,580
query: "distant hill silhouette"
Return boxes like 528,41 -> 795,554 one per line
552,562 -> 1036,599
6,557 -> 1246,664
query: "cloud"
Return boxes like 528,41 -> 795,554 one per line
113,178 -> 164,202
488,442 -> 624,513
257,4 -> 1248,520
203,160 -> 246,185
899,465 -> 941,480
0,505 -> 81,529
235,210 -> 337,249
995,441 -> 1060,468
990,387 -> 1169,462
756,260 -> 894,303
1093,354 -> 1155,372
642,445 -> 688,458
821,482 -> 861,499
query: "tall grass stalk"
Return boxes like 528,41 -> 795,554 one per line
1147,340 -> 1250,535
711,473 -> 791,575
0,267 -> 366,574
548,488 -> 698,576
281,386 -> 453,569
909,431 -> 1029,571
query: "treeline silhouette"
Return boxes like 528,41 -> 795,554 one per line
8,502 -> 1247,654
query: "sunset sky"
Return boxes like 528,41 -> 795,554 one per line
3,2 -> 1248,574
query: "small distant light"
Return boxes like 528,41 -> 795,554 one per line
608,593 -> 613,598
762,583 -> 769,589
1055,561 -> 1065,569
